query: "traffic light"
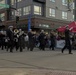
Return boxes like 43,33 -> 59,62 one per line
16,16 -> 19,23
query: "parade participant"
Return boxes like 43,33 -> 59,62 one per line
14,29 -> 19,51
28,29 -> 34,51
18,29 -> 24,52
61,26 -> 73,54
29,31 -> 36,51
49,31 -> 56,50
38,30 -> 46,51
24,33 -> 29,50
0,30 -> 5,50
6,26 -> 14,52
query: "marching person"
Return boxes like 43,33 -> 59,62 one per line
29,32 -> 36,51
14,29 -> 19,51
0,30 -> 5,50
38,30 -> 46,51
61,26 -> 73,54
18,29 -> 24,52
4,35 -> 9,50
24,33 -> 29,50
49,31 -> 56,50
28,29 -> 36,51
6,26 -> 14,52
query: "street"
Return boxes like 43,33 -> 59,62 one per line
0,48 -> 76,75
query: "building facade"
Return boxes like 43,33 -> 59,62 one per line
0,0 -> 74,31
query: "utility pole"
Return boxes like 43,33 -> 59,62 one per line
16,0 -> 17,9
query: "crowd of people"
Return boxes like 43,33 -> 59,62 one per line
0,25 -> 76,54
0,26 -> 57,52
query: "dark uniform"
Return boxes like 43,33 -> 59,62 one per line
62,29 -> 72,54
38,32 -> 46,50
18,31 -> 24,52
50,33 -> 55,50
6,28 -> 14,52
14,33 -> 19,51
28,32 -> 36,51
0,31 -> 5,50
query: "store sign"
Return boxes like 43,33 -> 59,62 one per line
39,24 -> 50,28
0,4 -> 9,8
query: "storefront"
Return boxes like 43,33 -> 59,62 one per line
3,16 -> 71,32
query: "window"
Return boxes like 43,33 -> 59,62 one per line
15,0 -> 21,3
49,8 -> 55,17
73,15 -> 74,20
0,13 -> 5,21
17,8 -> 22,16
11,0 -> 14,5
0,0 -> 6,9
34,5 -> 41,15
0,0 -> 5,4
11,11 -> 14,15
15,0 -> 16,3
62,11 -> 67,19
17,0 -> 22,2
73,2 -> 75,9
62,0 -> 67,6
50,0 -> 55,2
15,8 -> 22,16
23,6 -> 31,15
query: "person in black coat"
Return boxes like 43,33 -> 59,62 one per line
38,30 -> 46,51
14,29 -> 19,51
18,29 -> 24,52
0,30 -> 5,50
61,26 -> 73,54
49,31 -> 56,50
28,29 -> 36,51
6,26 -> 14,52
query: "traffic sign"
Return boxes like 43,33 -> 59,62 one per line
0,4 -> 9,8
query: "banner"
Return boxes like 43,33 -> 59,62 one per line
56,40 -> 65,48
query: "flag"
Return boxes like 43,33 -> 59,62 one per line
28,14 -> 31,31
